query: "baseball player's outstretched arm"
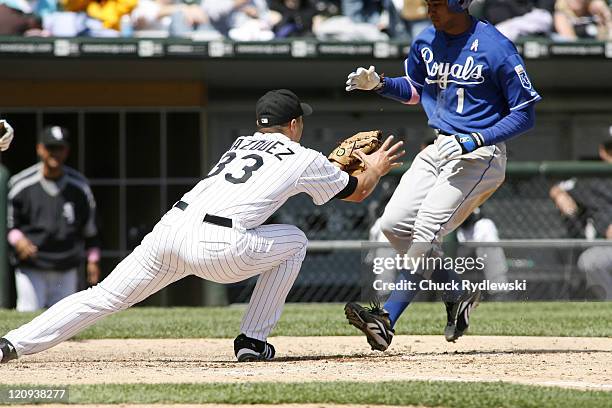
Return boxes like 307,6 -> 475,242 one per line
342,136 -> 405,203
345,66 -> 420,105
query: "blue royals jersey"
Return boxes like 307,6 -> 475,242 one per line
406,17 -> 541,135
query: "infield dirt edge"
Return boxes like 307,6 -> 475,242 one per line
2,335 -> 611,391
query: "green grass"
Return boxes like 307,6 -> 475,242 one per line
1,381 -> 610,407
0,302 -> 610,339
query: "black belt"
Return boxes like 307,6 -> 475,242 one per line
173,201 -> 233,228
174,200 -> 188,211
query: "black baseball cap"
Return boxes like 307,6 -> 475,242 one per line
256,89 -> 313,127
39,126 -> 70,147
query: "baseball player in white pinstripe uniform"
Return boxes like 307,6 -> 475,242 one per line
0,89 -> 404,363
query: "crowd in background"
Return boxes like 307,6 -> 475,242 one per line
0,0 -> 610,41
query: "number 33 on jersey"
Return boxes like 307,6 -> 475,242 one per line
189,132 -> 348,230
405,18 -> 541,135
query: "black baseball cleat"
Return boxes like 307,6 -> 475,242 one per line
344,301 -> 395,351
0,338 -> 17,363
233,334 -> 275,362
444,288 -> 481,342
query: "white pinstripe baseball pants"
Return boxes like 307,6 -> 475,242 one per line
4,206 -> 307,356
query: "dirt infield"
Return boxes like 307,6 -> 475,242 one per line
3,336 -> 611,390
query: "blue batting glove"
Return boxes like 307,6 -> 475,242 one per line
455,133 -> 482,154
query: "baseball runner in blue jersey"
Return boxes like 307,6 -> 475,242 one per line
344,0 -> 541,351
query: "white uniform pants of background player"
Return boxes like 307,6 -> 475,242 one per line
5,205 -> 307,357
15,267 -> 78,312
380,139 -> 507,265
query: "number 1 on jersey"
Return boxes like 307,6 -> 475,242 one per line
456,88 -> 465,114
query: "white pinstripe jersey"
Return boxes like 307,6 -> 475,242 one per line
181,132 -> 349,229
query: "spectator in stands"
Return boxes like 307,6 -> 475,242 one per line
0,0 -> 43,35
313,0 -> 340,15
549,140 -> 612,299
342,0 -> 406,37
343,0 -> 383,23
398,0 -> 430,41
315,0 -> 391,40
268,0 -> 318,37
7,126 -> 101,311
61,0 -> 137,32
131,0 -> 219,38
201,0 -> 275,41
481,0 -> 555,42
554,0 -> 612,40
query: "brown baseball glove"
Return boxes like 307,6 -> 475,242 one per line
328,130 -> 383,175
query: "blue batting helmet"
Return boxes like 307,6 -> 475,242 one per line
448,0 -> 472,13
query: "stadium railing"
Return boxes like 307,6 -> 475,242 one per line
0,37 -> 609,60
